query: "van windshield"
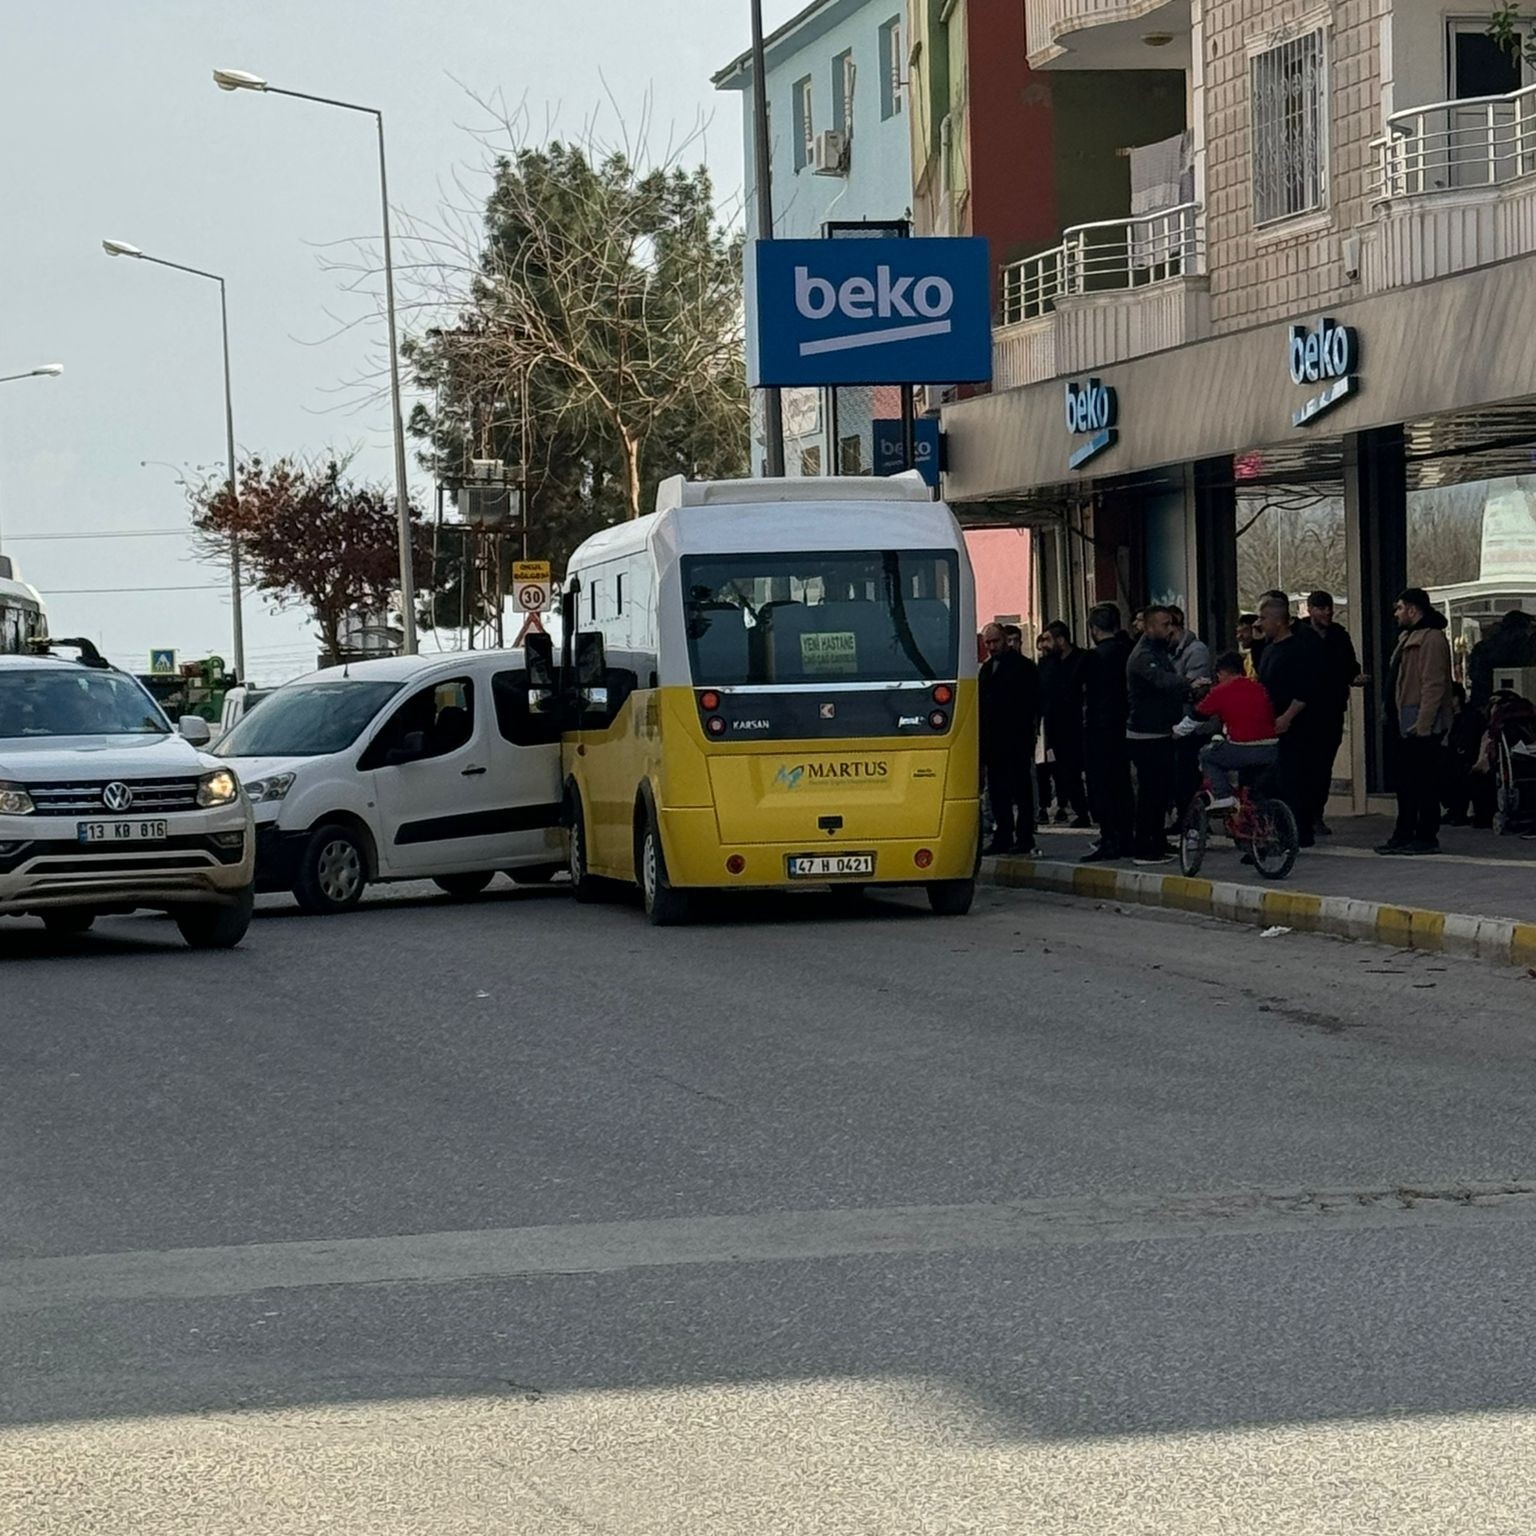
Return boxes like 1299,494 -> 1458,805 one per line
682,550 -> 958,686
219,679 -> 402,757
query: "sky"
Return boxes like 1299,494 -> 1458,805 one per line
0,0 -> 799,683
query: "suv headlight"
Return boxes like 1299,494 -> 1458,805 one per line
0,781 -> 35,816
244,771 -> 295,804
196,769 -> 241,808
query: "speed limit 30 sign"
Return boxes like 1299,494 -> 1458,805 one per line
515,581 -> 550,613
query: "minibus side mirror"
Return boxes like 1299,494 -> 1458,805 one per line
574,630 -> 606,690
525,632 -> 556,690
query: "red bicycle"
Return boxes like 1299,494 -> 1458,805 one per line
1177,777 -> 1298,881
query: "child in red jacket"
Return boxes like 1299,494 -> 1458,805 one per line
1175,651 -> 1279,809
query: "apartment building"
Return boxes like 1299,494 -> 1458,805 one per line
937,0 -> 1536,807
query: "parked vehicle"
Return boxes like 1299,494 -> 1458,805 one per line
0,559 -> 47,655
216,683 -> 272,743
217,651 -> 563,913
0,642 -> 255,947
542,472 -> 980,925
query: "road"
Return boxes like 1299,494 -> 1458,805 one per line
3,879 -> 1536,1534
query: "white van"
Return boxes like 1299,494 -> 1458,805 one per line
217,651 -> 563,913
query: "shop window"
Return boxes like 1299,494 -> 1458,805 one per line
793,75 -> 814,170
839,433 -> 866,474
799,445 -> 823,477
1251,30 -> 1327,226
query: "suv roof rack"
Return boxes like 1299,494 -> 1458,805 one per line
27,636 -> 111,669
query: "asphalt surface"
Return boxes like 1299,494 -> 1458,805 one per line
3,878 -> 1536,1533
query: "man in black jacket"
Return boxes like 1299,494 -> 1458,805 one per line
1038,621 -> 1091,826
1302,590 -> 1363,836
1257,594 -> 1325,848
1126,605 -> 1191,863
1081,604 -> 1135,862
978,622 -> 1040,855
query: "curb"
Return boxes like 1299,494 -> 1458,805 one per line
981,856 -> 1536,969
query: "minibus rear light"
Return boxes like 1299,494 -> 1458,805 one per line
726,854 -> 746,875
928,710 -> 948,730
700,691 -> 721,711
914,848 -> 934,869
706,715 -> 728,736
932,684 -> 954,706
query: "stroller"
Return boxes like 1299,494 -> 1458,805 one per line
1482,691 -> 1536,835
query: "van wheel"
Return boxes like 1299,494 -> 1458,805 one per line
927,878 -> 975,916
175,888 -> 254,949
569,795 -> 603,905
42,910 -> 96,935
434,871 -> 495,898
293,823 -> 367,914
640,810 -> 690,927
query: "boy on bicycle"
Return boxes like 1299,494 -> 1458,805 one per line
1174,651 -> 1279,810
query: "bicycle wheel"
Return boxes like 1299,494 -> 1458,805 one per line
1177,800 -> 1209,877
1249,798 -> 1299,880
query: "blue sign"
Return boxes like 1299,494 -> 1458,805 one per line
872,417 -> 941,488
747,237 -> 993,388
149,648 -> 177,675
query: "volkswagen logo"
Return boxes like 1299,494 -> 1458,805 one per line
102,782 -> 133,813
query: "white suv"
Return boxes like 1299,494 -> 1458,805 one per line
0,650 -> 255,947
216,651 -> 564,914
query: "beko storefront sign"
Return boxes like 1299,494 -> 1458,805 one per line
1288,316 -> 1359,427
746,237 -> 992,388
1065,377 -> 1118,470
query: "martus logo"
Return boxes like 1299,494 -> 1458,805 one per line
1289,316 -> 1359,426
793,266 -> 955,359
774,761 -> 890,789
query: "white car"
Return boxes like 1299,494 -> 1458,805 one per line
0,650 -> 255,947
217,651 -> 564,914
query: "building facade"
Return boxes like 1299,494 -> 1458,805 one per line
937,0 -> 1536,810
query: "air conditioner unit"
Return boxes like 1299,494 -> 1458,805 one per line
812,129 -> 849,176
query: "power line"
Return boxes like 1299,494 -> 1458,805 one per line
47,583 -> 226,595
6,528 -> 188,542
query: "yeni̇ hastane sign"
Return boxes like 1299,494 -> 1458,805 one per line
746,237 -> 992,388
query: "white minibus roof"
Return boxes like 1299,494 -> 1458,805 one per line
655,471 -> 931,514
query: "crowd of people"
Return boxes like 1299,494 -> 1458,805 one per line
977,584 -> 1484,865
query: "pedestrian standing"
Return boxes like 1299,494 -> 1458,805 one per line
1378,587 -> 1453,856
1035,631 -> 1058,822
978,622 -> 1040,856
1236,613 -> 1261,678
1303,590 -> 1364,837
1168,606 -> 1213,817
1080,604 -> 1135,863
1126,605 -> 1190,864
1039,621 -> 1091,826
1255,595 -> 1325,849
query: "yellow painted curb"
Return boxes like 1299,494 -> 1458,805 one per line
1511,923 -> 1536,969
1072,865 -> 1120,899
1259,889 -> 1324,931
1162,876 -> 1214,915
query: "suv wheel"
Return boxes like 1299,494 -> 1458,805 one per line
293,823 -> 368,914
175,887 -> 254,949
41,910 -> 96,936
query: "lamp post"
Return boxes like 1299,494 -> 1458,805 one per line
213,66 -> 418,655
102,240 -> 246,681
748,0 -> 785,478
0,364 -> 63,562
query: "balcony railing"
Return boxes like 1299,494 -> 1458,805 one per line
1375,85 -> 1536,198
999,204 -> 1203,326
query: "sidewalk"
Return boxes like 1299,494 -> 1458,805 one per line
982,814 -> 1536,967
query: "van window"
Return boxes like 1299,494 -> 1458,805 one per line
492,669 -> 562,747
364,677 -> 475,764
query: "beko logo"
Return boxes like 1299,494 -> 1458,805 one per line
793,265 -> 955,358
1064,377 -> 1118,470
1288,316 -> 1360,426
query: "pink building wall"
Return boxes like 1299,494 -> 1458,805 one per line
966,528 -> 1033,636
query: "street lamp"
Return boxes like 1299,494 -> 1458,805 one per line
0,363 -> 62,560
102,239 -> 246,681
213,64 -> 419,655
0,363 -> 63,384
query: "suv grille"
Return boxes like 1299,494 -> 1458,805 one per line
24,777 -> 203,814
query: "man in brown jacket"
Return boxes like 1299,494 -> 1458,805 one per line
1379,586 -> 1453,856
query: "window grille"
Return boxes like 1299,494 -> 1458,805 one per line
1251,30 -> 1327,225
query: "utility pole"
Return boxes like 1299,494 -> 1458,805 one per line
750,0 -> 785,477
